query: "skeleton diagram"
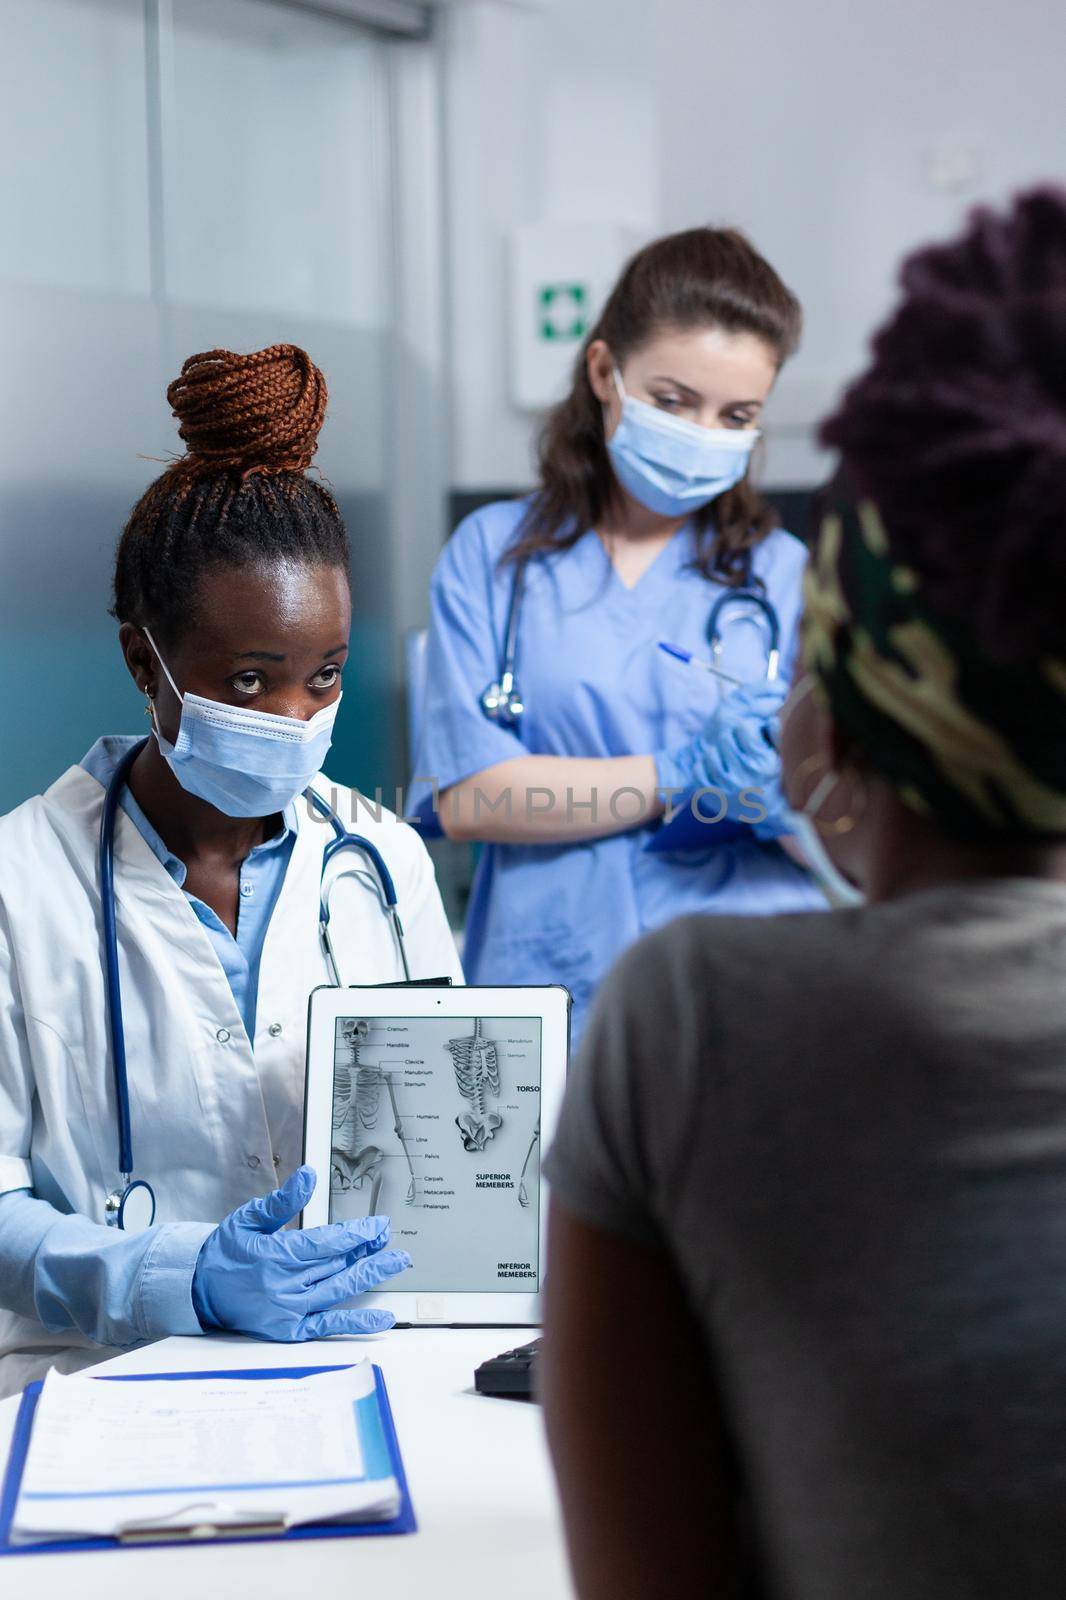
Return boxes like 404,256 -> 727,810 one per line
446,1018 -> 503,1152
332,1019 -> 417,1206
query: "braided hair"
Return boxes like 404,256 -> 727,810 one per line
112,344 -> 350,643
819,186 -> 1066,665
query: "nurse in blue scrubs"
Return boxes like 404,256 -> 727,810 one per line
411,227 -> 824,1036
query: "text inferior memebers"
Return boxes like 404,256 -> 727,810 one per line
328,1016 -> 543,1292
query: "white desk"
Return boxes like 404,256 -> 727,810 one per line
0,1329 -> 575,1599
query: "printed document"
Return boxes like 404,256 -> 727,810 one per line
11,1361 -> 399,1543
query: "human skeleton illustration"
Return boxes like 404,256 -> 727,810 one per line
332,1019 -> 417,1206
446,1018 -> 503,1152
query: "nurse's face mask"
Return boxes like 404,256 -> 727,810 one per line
143,627 -> 341,817
605,366 -> 759,518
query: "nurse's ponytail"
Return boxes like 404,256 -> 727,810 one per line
507,226 -> 802,583
112,344 -> 349,641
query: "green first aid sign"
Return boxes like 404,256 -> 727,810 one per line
537,282 -> 589,342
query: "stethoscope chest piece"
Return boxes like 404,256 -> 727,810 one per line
480,672 -> 525,727
105,1178 -> 157,1233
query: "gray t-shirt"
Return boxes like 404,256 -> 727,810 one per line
544,881 -> 1066,1600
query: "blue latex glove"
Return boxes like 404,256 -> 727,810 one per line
654,679 -> 793,839
191,1165 -> 410,1340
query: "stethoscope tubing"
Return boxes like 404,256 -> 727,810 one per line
480,557 -> 528,727
99,741 -> 410,1222
100,738 -> 144,1182
482,555 -> 783,725
705,587 -> 782,682
307,788 -> 412,984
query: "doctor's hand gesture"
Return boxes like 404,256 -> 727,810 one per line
191,1165 -> 410,1341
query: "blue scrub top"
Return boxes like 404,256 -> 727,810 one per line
410,498 -> 825,1039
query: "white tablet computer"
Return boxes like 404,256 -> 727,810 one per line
303,986 -> 570,1326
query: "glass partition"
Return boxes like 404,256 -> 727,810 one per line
0,0 -> 398,810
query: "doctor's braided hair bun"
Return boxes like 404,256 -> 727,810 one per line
820,185 -> 1066,664
112,344 -> 349,641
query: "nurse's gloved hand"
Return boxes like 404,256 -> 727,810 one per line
655,680 -> 792,835
191,1165 -> 410,1341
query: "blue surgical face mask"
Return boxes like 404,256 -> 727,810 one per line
144,628 -> 341,818
605,366 -> 759,518
785,774 -> 866,909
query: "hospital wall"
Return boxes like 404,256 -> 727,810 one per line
0,0 -> 398,813
1,0 -> 1063,816
440,0 -> 1064,493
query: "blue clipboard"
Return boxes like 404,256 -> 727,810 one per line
0,1363 -> 415,1557
645,787 -> 755,854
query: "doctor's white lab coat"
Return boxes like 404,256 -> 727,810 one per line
0,761 -> 463,1393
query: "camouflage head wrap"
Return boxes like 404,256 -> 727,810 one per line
802,484 -> 1066,837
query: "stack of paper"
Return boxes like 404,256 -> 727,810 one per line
11,1362 -> 399,1544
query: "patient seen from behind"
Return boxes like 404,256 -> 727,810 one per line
541,186 -> 1066,1600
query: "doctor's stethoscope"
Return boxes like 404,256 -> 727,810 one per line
99,737 -> 411,1230
480,556 -> 781,727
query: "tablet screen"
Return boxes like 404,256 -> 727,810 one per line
328,1014 -> 543,1293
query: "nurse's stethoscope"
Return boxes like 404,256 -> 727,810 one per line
99,737 -> 411,1230
480,556 -> 781,728
479,557 -> 528,726
705,586 -> 781,682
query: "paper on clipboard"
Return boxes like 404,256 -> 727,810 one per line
10,1362 -> 399,1544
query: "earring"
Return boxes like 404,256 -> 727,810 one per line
144,686 -> 156,720
791,755 -> 866,836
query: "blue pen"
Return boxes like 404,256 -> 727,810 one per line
658,640 -> 743,688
